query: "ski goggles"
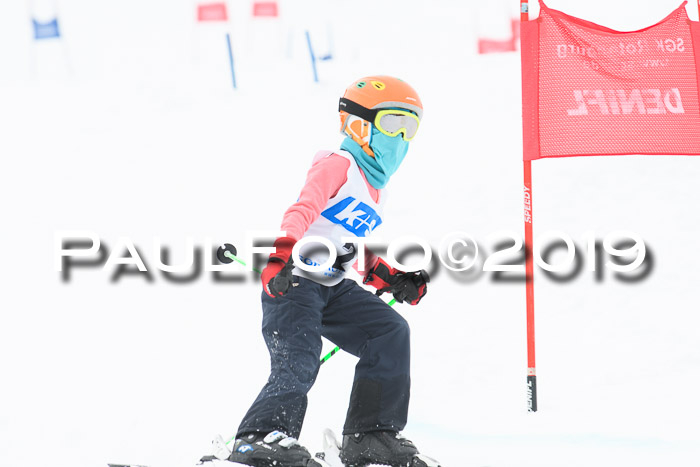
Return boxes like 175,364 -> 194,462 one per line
339,98 -> 421,141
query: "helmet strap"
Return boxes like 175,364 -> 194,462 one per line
339,98 -> 378,122
341,114 -> 375,157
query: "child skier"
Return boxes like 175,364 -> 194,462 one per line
215,76 -> 438,467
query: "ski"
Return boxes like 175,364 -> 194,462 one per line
307,428 -> 343,466
116,429 -> 440,467
197,457 -> 333,467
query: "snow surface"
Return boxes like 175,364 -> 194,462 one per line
2,0 -> 700,466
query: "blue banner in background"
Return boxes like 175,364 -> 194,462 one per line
33,18 -> 61,40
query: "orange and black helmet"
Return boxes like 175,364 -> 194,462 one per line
339,76 -> 423,156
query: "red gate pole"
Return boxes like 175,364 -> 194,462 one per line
520,0 -> 537,412
524,160 -> 537,412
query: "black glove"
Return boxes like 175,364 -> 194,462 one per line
364,258 -> 429,305
261,237 -> 296,297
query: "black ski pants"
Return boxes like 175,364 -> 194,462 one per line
237,276 -> 411,439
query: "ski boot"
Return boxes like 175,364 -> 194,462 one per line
339,431 -> 441,467
226,431 -> 313,466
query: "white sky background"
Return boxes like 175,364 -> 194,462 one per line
1,1 -> 700,466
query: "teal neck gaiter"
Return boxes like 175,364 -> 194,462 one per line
340,128 -> 410,189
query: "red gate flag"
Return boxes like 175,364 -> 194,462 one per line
521,1 -> 700,160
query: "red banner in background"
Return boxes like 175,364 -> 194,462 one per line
521,1 -> 700,160
197,3 -> 228,22
479,19 -> 520,54
253,1 -> 278,18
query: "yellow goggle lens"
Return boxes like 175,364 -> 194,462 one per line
374,109 -> 421,141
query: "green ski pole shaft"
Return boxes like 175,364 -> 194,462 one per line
222,250 -> 263,274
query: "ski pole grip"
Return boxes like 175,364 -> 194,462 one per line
217,243 -> 238,264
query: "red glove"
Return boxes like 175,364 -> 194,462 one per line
363,257 -> 429,305
261,237 -> 296,298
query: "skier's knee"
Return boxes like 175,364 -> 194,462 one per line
391,315 -> 411,342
